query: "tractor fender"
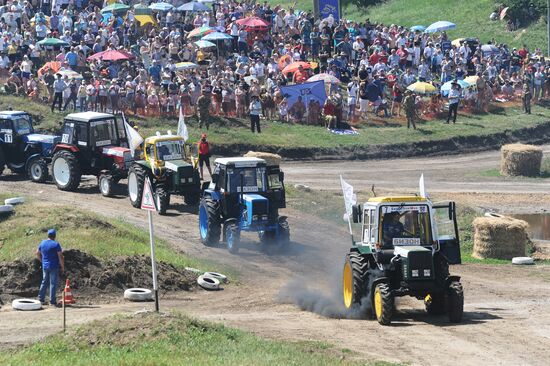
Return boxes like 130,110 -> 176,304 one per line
371,276 -> 391,288
53,144 -> 79,153
445,275 -> 461,287
224,218 -> 239,226
278,215 -> 288,222
25,153 -> 43,169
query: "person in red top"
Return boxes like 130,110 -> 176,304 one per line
518,45 -> 529,60
396,45 -> 408,70
369,51 -> 380,66
197,133 -> 212,180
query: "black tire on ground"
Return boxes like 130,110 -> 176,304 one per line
225,221 -> 240,254
447,281 -> 464,323
98,174 -> 114,197
343,252 -> 372,318
51,150 -> 81,191
127,164 -> 146,208
27,157 -> 49,183
425,292 -> 446,315
374,283 -> 394,326
155,185 -> 170,215
184,191 -> 201,205
199,198 -> 221,246
277,217 -> 290,248
434,252 -> 450,287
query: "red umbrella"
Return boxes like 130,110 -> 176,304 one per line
282,61 -> 311,74
235,16 -> 269,31
38,61 -> 61,76
87,49 -> 135,61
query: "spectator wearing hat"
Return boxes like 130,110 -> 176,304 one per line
36,229 -> 64,307
447,81 -> 461,123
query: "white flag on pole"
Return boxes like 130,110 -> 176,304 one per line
123,115 -> 144,156
340,175 -> 356,236
177,106 -> 189,142
419,173 -> 427,198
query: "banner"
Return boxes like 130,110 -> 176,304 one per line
122,114 -> 144,156
318,0 -> 340,22
177,106 -> 189,142
340,175 -> 356,236
280,80 -> 327,110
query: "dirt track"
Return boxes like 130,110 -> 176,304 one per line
1,148 -> 550,365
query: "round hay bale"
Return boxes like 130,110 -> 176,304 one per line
500,144 -> 542,177
243,151 -> 282,166
472,216 -> 529,260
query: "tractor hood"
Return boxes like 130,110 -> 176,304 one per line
24,133 -> 60,144
165,160 -> 192,172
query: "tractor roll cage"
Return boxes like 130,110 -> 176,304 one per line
61,116 -> 126,148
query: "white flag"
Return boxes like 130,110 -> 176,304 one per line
340,175 -> 356,236
419,173 -> 427,198
177,106 -> 189,142
123,117 -> 144,156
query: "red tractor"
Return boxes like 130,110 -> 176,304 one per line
50,112 -> 132,196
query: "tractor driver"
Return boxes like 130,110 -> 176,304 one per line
382,212 -> 405,248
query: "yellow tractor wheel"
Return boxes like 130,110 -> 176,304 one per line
342,253 -> 369,316
373,283 -> 394,325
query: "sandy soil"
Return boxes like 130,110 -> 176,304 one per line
1,148 -> 550,365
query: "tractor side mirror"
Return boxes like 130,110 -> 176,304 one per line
279,171 -> 284,182
352,204 -> 362,223
448,201 -> 455,221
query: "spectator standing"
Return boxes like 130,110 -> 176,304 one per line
403,90 -> 416,129
51,74 -> 67,112
36,229 -> 64,306
447,81 -> 461,123
197,133 -> 212,180
249,95 -> 262,133
522,79 -> 531,114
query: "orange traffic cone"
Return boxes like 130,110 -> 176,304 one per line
63,279 -> 76,305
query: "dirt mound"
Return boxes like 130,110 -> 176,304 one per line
0,249 -> 197,304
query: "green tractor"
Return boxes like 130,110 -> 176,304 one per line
127,134 -> 201,214
343,195 -> 463,325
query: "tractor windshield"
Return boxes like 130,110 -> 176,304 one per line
156,140 -> 184,161
12,114 -> 32,135
381,205 -> 432,248
91,119 -> 118,147
227,167 -> 266,193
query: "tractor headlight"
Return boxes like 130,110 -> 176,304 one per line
261,215 -> 268,221
252,215 -> 258,221
412,270 -> 419,277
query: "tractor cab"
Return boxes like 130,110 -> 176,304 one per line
59,112 -> 127,151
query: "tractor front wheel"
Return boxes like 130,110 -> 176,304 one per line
374,283 -> 394,325
52,150 -> 81,191
342,252 -> 371,318
128,165 -> 146,208
425,293 -> 446,315
225,222 -> 240,254
27,157 -> 48,183
155,185 -> 170,215
447,281 -> 464,323
99,174 -> 114,197
199,198 -> 221,246
184,191 -> 201,205
276,217 -> 290,249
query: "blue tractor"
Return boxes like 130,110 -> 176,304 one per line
199,157 -> 289,254
0,111 -> 59,182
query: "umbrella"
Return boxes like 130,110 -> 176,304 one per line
194,40 -> 216,48
174,62 -> 199,70
37,38 -> 68,47
440,79 -> 471,96
201,31 -> 232,41
464,75 -> 479,85
149,2 -> 173,12
451,38 -> 465,47
481,44 -> 499,55
278,54 -> 292,70
307,73 -> 340,84
177,2 -> 210,12
187,26 -> 214,38
87,49 -> 135,61
410,25 -> 426,32
236,17 -> 269,31
38,61 -> 61,76
282,61 -> 311,74
425,21 -> 456,33
500,7 -> 509,20
407,81 -> 437,94
101,3 -> 130,14
57,69 -> 83,80
244,75 -> 258,85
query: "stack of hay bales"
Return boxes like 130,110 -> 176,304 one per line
244,151 -> 282,166
472,215 -> 529,260
500,144 -> 542,177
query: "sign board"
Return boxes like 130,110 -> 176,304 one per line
318,0 -> 340,22
141,177 -> 157,211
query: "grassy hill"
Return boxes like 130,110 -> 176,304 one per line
275,0 -> 548,53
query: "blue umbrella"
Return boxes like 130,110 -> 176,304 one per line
425,21 -> 456,33
149,2 -> 174,12
440,79 -> 470,96
410,25 -> 426,32
177,1 -> 210,12
201,31 -> 232,41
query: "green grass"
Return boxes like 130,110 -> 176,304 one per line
2,95 -> 549,151
0,193 -> 226,275
0,312 -> 398,366
277,0 -> 548,54
480,158 -> 550,178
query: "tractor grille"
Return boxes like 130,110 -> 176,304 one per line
408,251 -> 433,279
252,200 -> 268,216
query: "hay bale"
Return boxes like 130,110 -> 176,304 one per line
500,144 -> 542,177
243,151 -> 282,166
472,216 -> 529,260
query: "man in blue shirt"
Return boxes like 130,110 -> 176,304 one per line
36,229 -> 65,306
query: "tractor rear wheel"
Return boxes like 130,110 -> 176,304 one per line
199,198 -> 221,246
342,252 -> 371,318
225,222 -> 240,254
184,191 -> 200,205
374,283 -> 394,325
99,174 -> 114,197
447,281 -> 464,323
52,150 -> 81,191
27,157 -> 48,183
155,185 -> 170,215
425,293 -> 446,315
128,165 -> 146,208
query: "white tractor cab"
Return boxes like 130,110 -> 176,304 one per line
344,195 -> 463,325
